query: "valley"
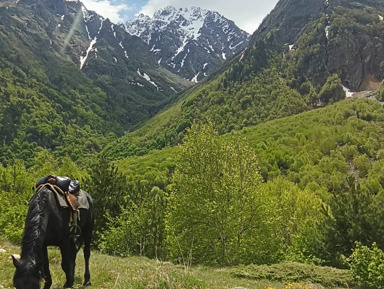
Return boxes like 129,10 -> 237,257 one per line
1,0 -> 384,287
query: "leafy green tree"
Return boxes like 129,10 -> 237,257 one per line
376,80 -> 384,101
99,171 -> 169,259
56,156 -> 86,180
100,186 -> 168,258
261,177 -> 325,264
349,242 -> 384,288
26,149 -> 58,177
318,74 -> 345,104
166,122 -> 278,265
353,154 -> 371,178
3,159 -> 31,194
0,161 -> 34,244
82,153 -> 128,241
322,177 -> 383,267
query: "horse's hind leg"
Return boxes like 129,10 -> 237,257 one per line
83,244 -> 91,286
42,246 -> 52,289
83,224 -> 92,286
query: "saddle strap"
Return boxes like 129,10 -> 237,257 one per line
65,192 -> 79,213
36,182 -> 65,196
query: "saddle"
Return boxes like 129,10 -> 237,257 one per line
36,175 -> 88,238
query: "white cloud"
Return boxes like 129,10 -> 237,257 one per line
81,0 -> 130,23
139,0 -> 279,34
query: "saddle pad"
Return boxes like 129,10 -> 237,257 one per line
54,190 -> 90,210
77,190 -> 90,210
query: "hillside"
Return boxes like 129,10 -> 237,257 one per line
104,0 -> 384,160
2,0 -> 384,166
113,97 -> 384,198
253,0 -> 384,90
0,34 -> 113,166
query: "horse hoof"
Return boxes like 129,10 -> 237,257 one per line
83,281 -> 92,286
63,283 -> 73,288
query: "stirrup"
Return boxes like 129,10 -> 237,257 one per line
69,225 -> 81,238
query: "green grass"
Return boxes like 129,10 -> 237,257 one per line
231,262 -> 355,288
1,242 -> 358,289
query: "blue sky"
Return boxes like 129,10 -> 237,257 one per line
80,0 -> 279,34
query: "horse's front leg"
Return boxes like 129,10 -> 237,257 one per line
42,246 -> 52,289
60,243 -> 77,288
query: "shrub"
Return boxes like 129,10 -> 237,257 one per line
349,242 -> 384,288
231,261 -> 353,288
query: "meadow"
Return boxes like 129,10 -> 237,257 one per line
0,241 -> 355,289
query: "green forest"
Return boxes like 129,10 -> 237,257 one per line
2,97 -> 384,287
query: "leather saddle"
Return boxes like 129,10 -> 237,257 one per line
36,175 -> 80,211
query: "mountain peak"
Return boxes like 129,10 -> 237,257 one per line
152,5 -> 178,20
125,6 -> 249,82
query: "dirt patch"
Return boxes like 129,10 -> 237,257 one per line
359,74 -> 381,91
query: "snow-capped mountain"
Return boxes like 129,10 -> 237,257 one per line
125,6 -> 250,82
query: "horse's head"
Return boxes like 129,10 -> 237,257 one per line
12,255 -> 41,289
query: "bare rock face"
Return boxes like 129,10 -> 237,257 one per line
251,0 -> 325,46
326,1 -> 384,90
251,0 -> 384,91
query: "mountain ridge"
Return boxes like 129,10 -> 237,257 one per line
124,6 -> 250,82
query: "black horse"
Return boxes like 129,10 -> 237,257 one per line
12,185 -> 94,289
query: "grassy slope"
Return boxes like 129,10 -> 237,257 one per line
0,242 -> 354,289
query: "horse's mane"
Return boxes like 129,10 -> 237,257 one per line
20,187 -> 50,267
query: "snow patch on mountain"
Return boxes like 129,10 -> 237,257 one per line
80,6 -> 104,69
343,85 -> 355,98
137,69 -> 159,90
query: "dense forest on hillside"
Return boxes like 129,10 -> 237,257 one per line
0,44 -> 120,166
3,98 -> 384,278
